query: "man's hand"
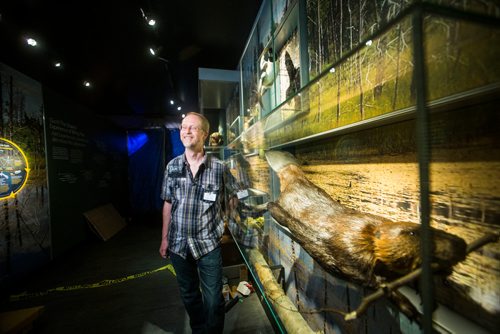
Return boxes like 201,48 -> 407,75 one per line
229,196 -> 239,211
159,238 -> 169,258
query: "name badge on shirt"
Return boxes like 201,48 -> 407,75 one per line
237,189 -> 249,200
203,191 -> 217,202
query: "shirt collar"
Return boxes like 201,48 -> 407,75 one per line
182,150 -> 210,168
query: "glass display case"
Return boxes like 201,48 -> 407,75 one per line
226,85 -> 241,143
226,1 -> 500,333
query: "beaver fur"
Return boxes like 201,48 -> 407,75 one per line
266,151 -> 467,287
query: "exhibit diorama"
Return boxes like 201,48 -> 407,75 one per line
1,0 -> 499,333
223,0 -> 499,333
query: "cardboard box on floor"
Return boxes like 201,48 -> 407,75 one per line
83,204 -> 126,241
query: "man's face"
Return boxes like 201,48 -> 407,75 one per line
180,115 -> 207,150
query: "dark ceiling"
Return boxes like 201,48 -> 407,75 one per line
0,0 -> 262,124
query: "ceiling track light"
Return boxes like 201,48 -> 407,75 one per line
140,8 -> 156,27
26,37 -> 37,47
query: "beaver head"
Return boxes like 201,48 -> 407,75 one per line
372,221 -> 467,279
209,132 -> 223,146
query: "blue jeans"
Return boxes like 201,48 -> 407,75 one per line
170,246 -> 224,334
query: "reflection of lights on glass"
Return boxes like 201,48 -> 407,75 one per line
149,48 -> 156,55
177,106 -> 182,111
329,67 -> 335,73
83,81 -> 91,87
365,40 -> 373,46
26,38 -> 37,46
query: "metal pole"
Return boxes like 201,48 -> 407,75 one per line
412,5 -> 433,333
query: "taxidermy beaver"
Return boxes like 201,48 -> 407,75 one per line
209,132 -> 223,146
265,150 -> 467,287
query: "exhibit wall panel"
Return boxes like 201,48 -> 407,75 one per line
0,63 -> 50,286
44,88 -> 128,258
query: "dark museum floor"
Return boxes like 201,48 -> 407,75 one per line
1,222 -> 275,334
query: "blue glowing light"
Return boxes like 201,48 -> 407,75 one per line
127,132 -> 149,156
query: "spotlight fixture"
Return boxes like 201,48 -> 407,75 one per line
83,80 -> 91,87
170,100 -> 175,105
54,62 -> 62,68
149,48 -> 156,56
26,38 -> 37,47
177,106 -> 182,111
181,114 -> 186,118
140,8 -> 156,28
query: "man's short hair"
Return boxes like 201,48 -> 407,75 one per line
185,112 -> 210,134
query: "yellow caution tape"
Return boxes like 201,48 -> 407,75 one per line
10,264 -> 176,302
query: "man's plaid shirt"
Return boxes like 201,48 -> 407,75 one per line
161,152 -> 236,259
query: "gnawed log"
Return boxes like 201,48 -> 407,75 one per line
248,248 -> 321,334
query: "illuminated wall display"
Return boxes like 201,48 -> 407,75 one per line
0,138 -> 30,200
1,62 -> 50,286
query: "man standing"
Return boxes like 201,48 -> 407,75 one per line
159,112 -> 236,333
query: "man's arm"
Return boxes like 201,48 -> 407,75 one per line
159,201 -> 172,258
223,165 -> 240,221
